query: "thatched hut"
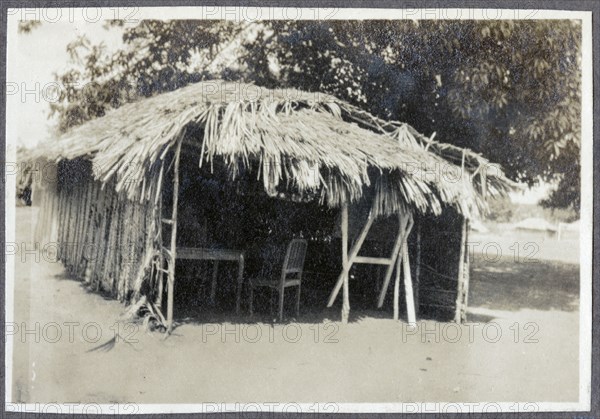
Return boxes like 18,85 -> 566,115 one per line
27,80 -> 513,331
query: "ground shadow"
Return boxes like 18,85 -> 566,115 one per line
51,272 -> 118,301
465,312 -> 498,323
48,249 -> 581,330
172,280 -> 437,328
469,255 -> 579,312
50,272 -> 73,281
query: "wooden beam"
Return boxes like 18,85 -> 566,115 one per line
354,256 -> 392,265
166,136 -> 184,334
377,213 -> 412,308
235,253 -> 244,314
156,259 -> 164,308
453,217 -> 469,324
393,239 -> 402,320
327,206 -> 375,307
463,219 -> 471,316
154,161 -> 165,309
341,200 -> 350,324
376,228 -> 404,308
402,238 -> 416,324
414,221 -> 421,317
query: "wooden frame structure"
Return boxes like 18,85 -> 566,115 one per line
327,200 -> 417,324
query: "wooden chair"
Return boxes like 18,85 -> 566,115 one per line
248,239 -> 308,321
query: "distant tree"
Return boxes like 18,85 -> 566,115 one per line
485,196 -> 515,223
16,146 -> 33,205
48,21 -> 244,131
45,20 -> 582,211
17,21 -> 41,33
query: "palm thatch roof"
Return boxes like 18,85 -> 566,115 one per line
29,80 -> 515,218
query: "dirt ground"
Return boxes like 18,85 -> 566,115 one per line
10,207 -> 580,404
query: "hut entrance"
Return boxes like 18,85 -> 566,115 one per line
155,138 -> 460,329
159,144 -> 339,325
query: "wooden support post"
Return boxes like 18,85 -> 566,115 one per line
166,137 -> 183,334
375,265 -> 382,303
393,213 -> 416,324
402,238 -> 416,324
381,238 -> 403,309
454,217 -> 469,324
340,200 -> 350,324
377,213 -> 412,308
154,161 -> 165,309
156,192 -> 164,308
327,207 -> 375,307
157,268 -> 164,308
414,221 -> 421,317
463,220 -> 471,315
235,254 -> 244,314
393,241 -> 402,321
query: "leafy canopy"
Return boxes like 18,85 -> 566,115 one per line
38,19 -> 582,210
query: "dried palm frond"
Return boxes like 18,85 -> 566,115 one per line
28,80 -> 515,218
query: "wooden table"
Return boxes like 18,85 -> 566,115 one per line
176,247 -> 245,314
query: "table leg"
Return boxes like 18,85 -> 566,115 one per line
236,254 -> 244,314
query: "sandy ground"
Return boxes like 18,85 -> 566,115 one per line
10,207 -> 580,404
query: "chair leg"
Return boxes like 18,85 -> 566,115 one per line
296,284 -> 301,317
278,287 -> 285,322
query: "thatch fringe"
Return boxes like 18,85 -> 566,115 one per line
28,80 -> 515,219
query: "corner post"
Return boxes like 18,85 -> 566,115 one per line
166,136 -> 184,334
402,231 -> 416,324
454,217 -> 470,324
341,199 -> 350,324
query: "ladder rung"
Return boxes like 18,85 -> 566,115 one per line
162,218 -> 174,224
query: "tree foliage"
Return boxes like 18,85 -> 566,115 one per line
17,21 -> 41,33
45,19 -> 582,211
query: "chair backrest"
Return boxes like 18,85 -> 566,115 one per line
281,239 -> 308,280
